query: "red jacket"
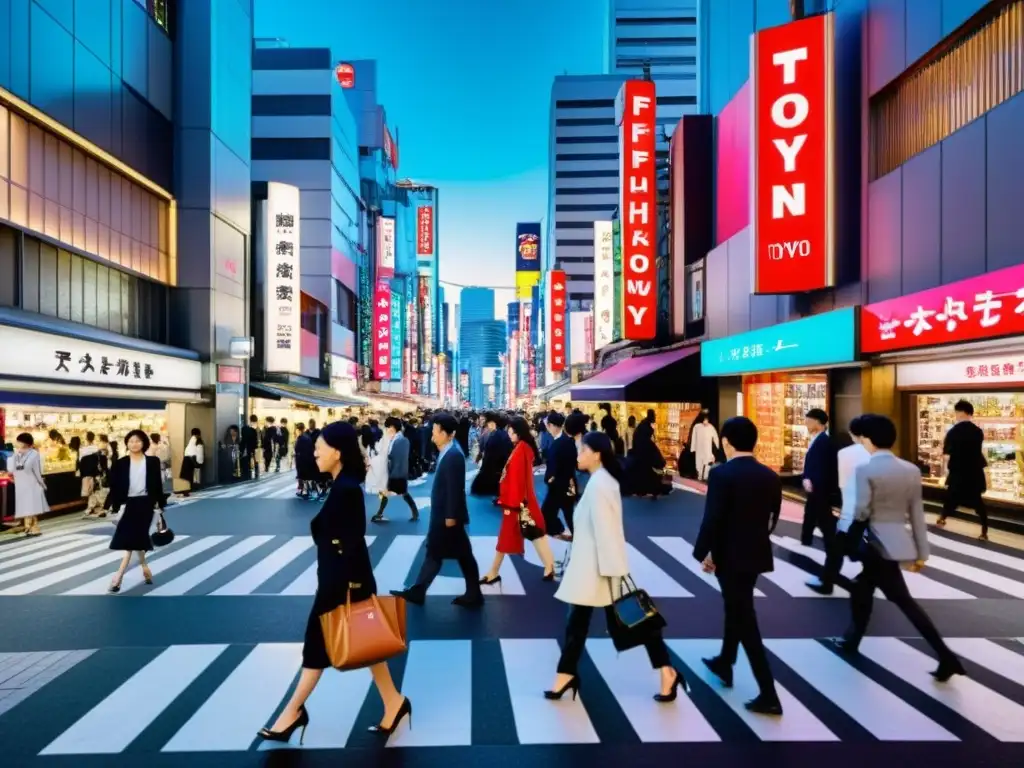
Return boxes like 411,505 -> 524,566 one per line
498,441 -> 542,524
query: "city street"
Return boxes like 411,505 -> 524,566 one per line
3,466 -> 1024,766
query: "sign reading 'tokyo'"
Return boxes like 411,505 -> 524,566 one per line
700,307 -> 857,376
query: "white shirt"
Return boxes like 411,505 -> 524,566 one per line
837,442 -> 871,531
128,457 -> 147,498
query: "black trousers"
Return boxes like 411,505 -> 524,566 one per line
377,493 -> 419,517
557,604 -> 671,676
412,525 -> 482,598
844,548 -> 956,663
941,488 -> 989,534
820,529 -> 848,589
716,571 -> 778,698
801,492 -> 837,547
541,491 -> 575,536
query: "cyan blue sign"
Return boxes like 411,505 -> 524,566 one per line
701,307 -> 857,376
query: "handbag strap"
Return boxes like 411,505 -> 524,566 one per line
608,572 -> 637,602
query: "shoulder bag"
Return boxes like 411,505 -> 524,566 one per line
152,512 -> 175,547
607,574 -> 667,652
518,503 -> 544,541
319,590 -> 408,670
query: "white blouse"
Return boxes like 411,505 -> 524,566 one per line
128,457 -> 147,498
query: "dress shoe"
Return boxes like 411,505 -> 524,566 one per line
390,588 -> 425,606
829,637 -> 859,655
702,656 -> 734,688
745,694 -> 783,716
931,658 -> 967,682
452,594 -> 484,609
805,578 -> 833,595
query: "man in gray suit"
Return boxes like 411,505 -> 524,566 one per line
372,417 -> 420,523
831,414 -> 965,682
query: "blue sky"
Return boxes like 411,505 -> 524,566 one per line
254,0 -> 608,317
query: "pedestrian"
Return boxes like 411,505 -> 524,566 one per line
278,417 -> 291,471
240,414 -> 259,480
12,433 -> 48,537
105,430 -> 165,592
262,417 -> 279,473
258,421 -> 410,744
540,411 -> 577,539
179,428 -> 204,495
830,414 -> 966,682
390,412 -> 483,608
935,399 -> 989,540
373,417 -> 419,523
690,412 -> 720,481
293,423 -> 316,498
693,416 -> 784,715
800,408 -> 838,548
547,431 -> 685,702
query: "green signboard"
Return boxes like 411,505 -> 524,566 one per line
612,219 -> 622,342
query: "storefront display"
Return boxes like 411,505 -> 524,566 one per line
606,401 -> 702,462
743,373 -> 828,474
914,393 -> 1024,504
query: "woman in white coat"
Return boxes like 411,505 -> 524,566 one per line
690,412 -> 720,481
547,431 -> 686,702
12,433 -> 49,536
362,425 -> 390,497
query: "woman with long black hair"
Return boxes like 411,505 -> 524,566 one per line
546,431 -> 686,702
480,416 -> 557,584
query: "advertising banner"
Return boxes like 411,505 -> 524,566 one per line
390,288 -> 403,381
612,219 -> 622,341
416,206 -> 434,255
378,216 -> 396,277
519,301 -> 532,394
700,307 -> 856,376
861,263 -> 1024,354
509,333 -> 519,405
459,370 -> 469,401
335,63 -> 355,88
408,297 -> 419,379
515,222 -> 541,300
383,125 -> 399,170
617,79 -> 657,340
593,220 -> 615,350
359,264 -> 372,373
264,182 -> 301,374
419,276 -> 433,368
372,279 -> 392,380
549,270 -> 567,372
751,12 -> 836,294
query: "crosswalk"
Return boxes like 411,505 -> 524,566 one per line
183,470 -> 435,502
0,525 -> 1021,599
4,636 -> 1024,754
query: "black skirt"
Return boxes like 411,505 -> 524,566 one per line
110,496 -> 155,552
387,477 -> 408,495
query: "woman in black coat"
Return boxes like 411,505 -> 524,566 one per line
258,421 -> 410,745
105,430 -> 166,592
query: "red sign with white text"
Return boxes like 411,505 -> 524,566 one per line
417,206 -> 433,255
861,263 -> 1024,354
618,79 -> 657,340
372,279 -> 392,380
751,13 -> 836,294
383,126 -> 399,170
335,63 -> 355,89
549,270 -> 567,372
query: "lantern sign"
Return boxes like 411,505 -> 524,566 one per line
335,63 -> 355,89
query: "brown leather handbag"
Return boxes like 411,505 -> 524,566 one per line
319,590 -> 408,670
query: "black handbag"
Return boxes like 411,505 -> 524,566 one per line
151,512 -> 174,547
607,574 -> 667,651
518,503 -> 543,541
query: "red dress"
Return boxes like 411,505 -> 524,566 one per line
495,442 -> 546,555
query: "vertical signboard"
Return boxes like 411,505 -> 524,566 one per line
515,222 -> 542,299
335,63 -> 355,88
358,264 -> 372,374
617,79 -> 657,340
549,270 -> 567,372
378,217 -> 396,278
519,300 -> 532,394
372,280 -> 392,380
419,276 -> 433,368
612,219 -> 623,341
264,182 -> 301,374
751,12 -> 836,294
390,288 -> 403,381
593,220 -> 614,350
383,125 -> 399,170
416,206 -> 434,255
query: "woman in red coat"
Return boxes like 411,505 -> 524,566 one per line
480,416 -> 557,584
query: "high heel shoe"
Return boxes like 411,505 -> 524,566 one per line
369,696 -> 412,735
542,570 -> 555,582
544,676 -> 580,700
142,567 -> 153,585
479,574 -> 502,586
108,576 -> 123,594
653,667 -> 689,702
258,705 -> 309,744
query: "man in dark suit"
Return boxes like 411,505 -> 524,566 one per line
936,399 -> 989,540
372,416 -> 419,523
541,411 -> 577,538
801,408 -> 838,548
391,412 -> 483,608
240,414 -> 259,480
693,416 -> 783,716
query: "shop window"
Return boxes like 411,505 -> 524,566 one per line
743,373 -> 828,475
871,0 -> 1024,179
69,252 -> 83,323
82,259 -> 97,326
0,226 -> 15,307
39,243 -> 57,317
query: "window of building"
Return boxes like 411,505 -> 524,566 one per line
0,226 -> 15,307
616,16 -> 696,25
335,281 -> 356,329
556,186 -> 619,195
616,37 -> 696,46
555,152 -> 617,161
555,98 -> 615,109
135,0 -> 172,34
556,203 -> 617,212
555,118 -> 615,127
556,135 -> 619,144
557,238 -> 594,246
555,169 -> 617,179
557,221 -> 594,229
870,0 -> 1024,179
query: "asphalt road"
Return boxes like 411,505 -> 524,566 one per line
2,463 -> 1024,767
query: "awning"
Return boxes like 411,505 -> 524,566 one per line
250,382 -> 367,408
570,347 -> 701,402
532,377 -> 571,401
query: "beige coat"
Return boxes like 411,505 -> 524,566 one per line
555,467 -> 630,607
13,448 -> 49,519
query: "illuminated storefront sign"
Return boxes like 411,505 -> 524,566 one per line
378,216 -> 395,277
417,206 -> 433,255
549,270 -> 567,372
593,220 -> 614,349
264,182 -> 301,374
419,276 -> 432,369
372,279 -> 392,380
390,288 -> 403,381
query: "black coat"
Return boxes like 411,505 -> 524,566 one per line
693,456 -> 780,576
427,443 -> 470,557
472,428 -> 512,496
802,433 -> 839,496
293,433 -> 317,481
104,455 -> 166,513
544,433 -> 578,499
943,420 -> 988,495
311,474 -> 376,615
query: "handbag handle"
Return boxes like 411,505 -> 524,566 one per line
607,572 -> 638,602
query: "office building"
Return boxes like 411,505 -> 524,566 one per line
458,287 -> 503,406
607,0 -> 700,78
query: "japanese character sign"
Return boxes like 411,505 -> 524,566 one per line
372,278 -> 392,381
265,182 -> 301,373
549,270 -> 567,373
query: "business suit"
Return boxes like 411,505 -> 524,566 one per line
106,455 -> 166,552
374,433 -> 419,521
940,420 -> 989,536
392,441 -> 482,606
801,431 -> 838,547
693,455 -> 781,706
542,432 -> 577,536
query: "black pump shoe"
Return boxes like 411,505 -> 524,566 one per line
544,676 -> 580,701
258,705 -> 309,745
369,697 -> 412,735
654,668 -> 689,702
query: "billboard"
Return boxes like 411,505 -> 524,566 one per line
416,206 -> 434,255
372,279 -> 392,380
419,276 -> 433,368
515,222 -> 541,299
383,124 -> 399,170
549,271 -> 567,372
378,216 -> 396,277
617,79 -> 657,340
751,12 -> 836,294
335,62 -> 355,88
593,220 -> 614,350
264,182 -> 301,374
390,288 -> 403,381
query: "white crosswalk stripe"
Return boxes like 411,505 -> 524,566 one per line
8,636 -> 1024,754
1,529 -> 1022,599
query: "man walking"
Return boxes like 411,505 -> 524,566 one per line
693,416 -> 783,716
391,412 -> 483,608
801,408 -> 838,548
936,399 -> 989,540
240,414 -> 259,480
541,411 -> 577,539
373,417 -> 420,523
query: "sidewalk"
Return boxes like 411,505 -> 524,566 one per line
671,476 -> 1024,553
